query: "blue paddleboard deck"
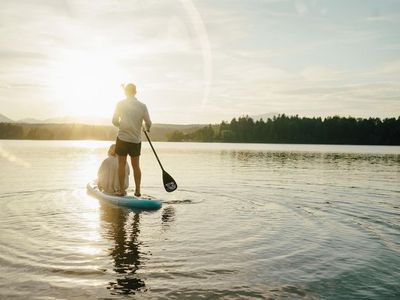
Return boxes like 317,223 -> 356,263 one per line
86,182 -> 162,210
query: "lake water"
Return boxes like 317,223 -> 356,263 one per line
0,140 -> 399,299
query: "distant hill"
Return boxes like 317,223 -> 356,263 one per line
0,113 -> 14,123
16,115 -> 111,125
17,118 -> 42,123
251,112 -> 280,121
39,116 -> 112,125
1,113 -> 118,125
0,113 -> 203,141
149,123 -> 204,140
0,122 -> 203,141
2,111 -> 282,124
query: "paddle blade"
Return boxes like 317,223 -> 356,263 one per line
162,170 -> 177,192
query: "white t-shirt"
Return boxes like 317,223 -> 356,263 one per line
97,156 -> 129,194
112,96 -> 152,143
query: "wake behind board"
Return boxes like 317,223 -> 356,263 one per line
86,181 -> 162,210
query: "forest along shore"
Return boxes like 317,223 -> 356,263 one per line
0,115 -> 399,145
166,115 -> 400,145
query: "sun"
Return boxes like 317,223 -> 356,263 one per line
49,51 -> 128,118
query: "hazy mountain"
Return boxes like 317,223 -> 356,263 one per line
17,118 -> 42,123
0,114 -> 111,125
251,112 -> 280,121
0,112 -> 203,141
0,113 -> 14,123
17,115 -> 111,125
0,112 -> 282,124
0,122 -> 204,141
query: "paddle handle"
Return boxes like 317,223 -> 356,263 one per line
143,129 -> 164,171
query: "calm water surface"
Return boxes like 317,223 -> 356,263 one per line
0,140 -> 399,299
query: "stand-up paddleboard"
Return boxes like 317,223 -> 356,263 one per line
86,182 -> 162,210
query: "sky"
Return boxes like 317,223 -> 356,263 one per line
0,0 -> 399,124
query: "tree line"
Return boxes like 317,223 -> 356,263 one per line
1,115 -> 399,145
0,123 -> 118,140
167,115 -> 400,145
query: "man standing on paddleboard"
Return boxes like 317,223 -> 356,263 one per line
112,83 -> 152,197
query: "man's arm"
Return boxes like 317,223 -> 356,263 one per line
143,105 -> 152,132
112,103 -> 120,127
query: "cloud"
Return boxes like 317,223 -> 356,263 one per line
0,0 -> 399,123
300,66 -> 343,82
377,61 -> 400,76
294,1 -> 308,16
206,53 -> 400,120
365,13 -> 400,23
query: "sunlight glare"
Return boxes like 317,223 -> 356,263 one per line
76,245 -> 102,255
50,52 -> 128,117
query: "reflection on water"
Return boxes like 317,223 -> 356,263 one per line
99,204 -> 176,295
161,206 -> 176,233
100,205 -> 145,295
226,150 -> 400,165
162,206 -> 176,224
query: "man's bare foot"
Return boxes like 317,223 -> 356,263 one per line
134,191 -> 141,197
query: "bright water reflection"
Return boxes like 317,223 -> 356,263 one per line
101,207 -> 145,294
0,140 -> 399,299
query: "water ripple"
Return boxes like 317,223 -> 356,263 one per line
0,141 -> 399,299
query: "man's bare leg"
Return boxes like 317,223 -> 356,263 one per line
131,156 -> 141,196
117,155 -> 127,195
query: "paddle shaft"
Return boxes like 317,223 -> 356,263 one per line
143,130 -> 165,171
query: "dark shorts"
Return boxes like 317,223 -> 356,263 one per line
115,137 -> 141,157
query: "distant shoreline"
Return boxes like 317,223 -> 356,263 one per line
1,114 -> 399,145
1,139 -> 400,147
0,122 -> 202,142
167,115 -> 400,146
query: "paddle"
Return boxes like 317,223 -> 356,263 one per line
143,129 -> 178,192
